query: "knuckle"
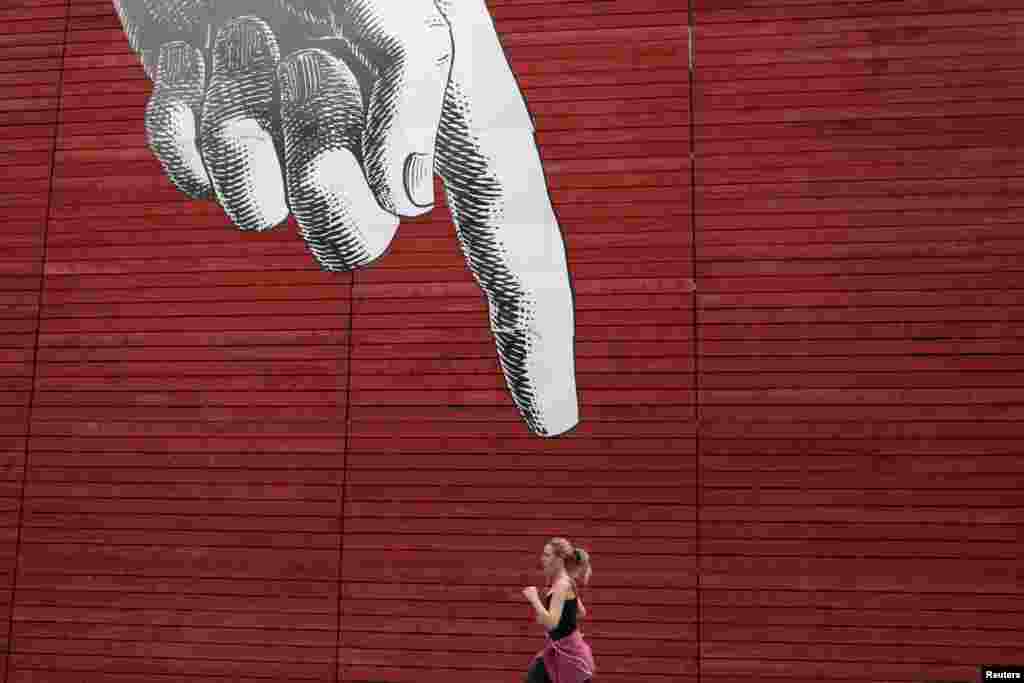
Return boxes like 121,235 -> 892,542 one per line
115,0 -> 208,49
212,15 -> 280,70
278,46 -> 337,80
412,14 -> 454,61
217,14 -> 273,37
419,20 -> 454,61
377,5 -> 453,60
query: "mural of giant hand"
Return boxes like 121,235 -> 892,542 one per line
112,0 -> 579,437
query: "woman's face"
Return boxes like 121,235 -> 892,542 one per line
541,544 -> 559,576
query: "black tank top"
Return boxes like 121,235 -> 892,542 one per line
542,590 -> 579,640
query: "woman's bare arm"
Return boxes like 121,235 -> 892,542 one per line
542,579 -> 569,630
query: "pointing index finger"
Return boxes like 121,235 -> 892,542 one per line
432,0 -> 579,437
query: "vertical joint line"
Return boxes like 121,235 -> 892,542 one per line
334,272 -> 355,683
688,25 -> 694,72
4,1 -> 72,681
686,8 -> 700,683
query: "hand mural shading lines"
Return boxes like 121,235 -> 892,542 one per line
112,0 -> 580,437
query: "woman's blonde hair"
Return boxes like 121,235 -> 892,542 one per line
547,537 -> 592,586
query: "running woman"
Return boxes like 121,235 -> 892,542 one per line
522,537 -> 596,683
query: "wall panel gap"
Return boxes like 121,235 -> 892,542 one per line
687,7 -> 702,683
2,1 -> 72,681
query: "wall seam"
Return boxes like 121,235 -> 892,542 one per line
687,7 -> 702,683
334,271 -> 356,683
2,1 -> 73,680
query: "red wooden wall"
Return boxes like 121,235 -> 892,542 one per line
693,2 -> 1024,681
0,1 -> 1021,682
2,1 -> 69,681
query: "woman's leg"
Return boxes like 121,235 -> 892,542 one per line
525,657 -> 552,683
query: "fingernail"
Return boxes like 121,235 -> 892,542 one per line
279,50 -> 324,106
157,42 -> 200,87
215,17 -> 276,73
404,153 -> 434,208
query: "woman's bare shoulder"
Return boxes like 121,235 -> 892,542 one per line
552,576 -> 574,596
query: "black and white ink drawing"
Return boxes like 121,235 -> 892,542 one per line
112,0 -> 580,437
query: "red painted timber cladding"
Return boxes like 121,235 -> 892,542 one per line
0,0 -> 69,679
1,1 -> 1022,683
13,0 -> 348,681
694,2 -> 1024,683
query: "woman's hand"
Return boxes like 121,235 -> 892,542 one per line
522,586 -> 539,603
